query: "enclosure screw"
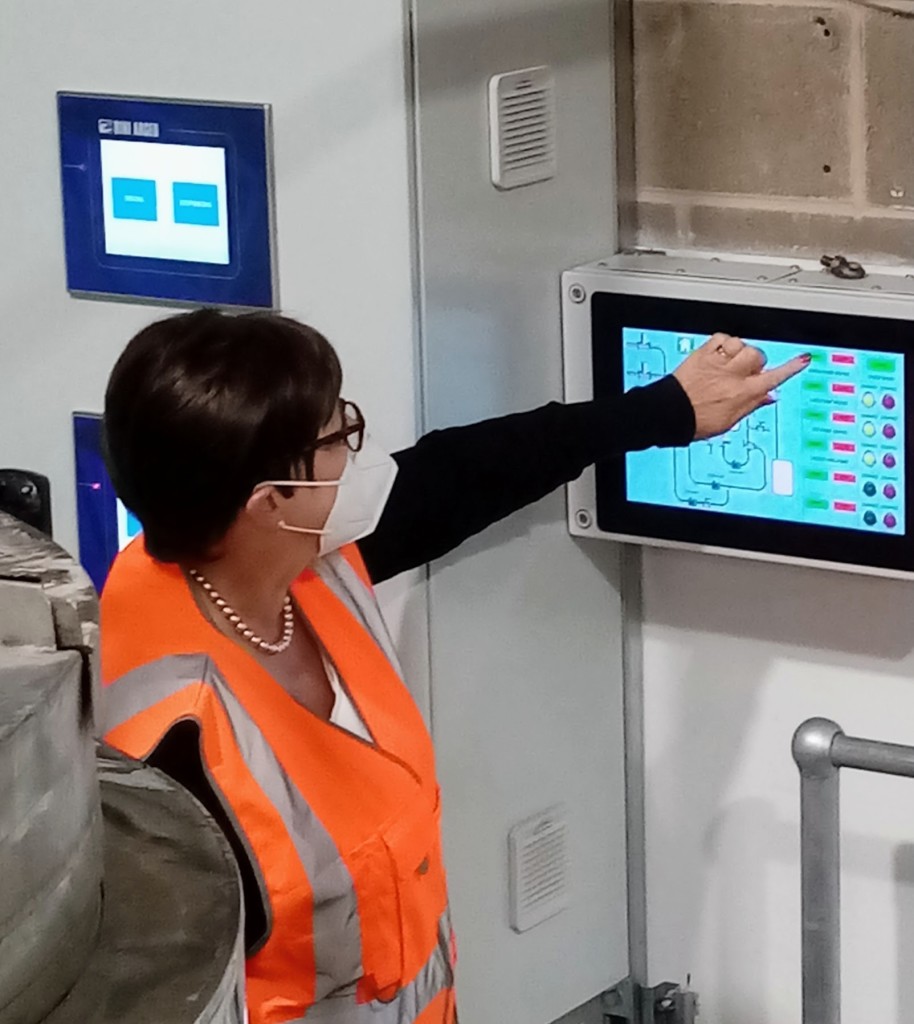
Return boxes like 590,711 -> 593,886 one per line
569,283 -> 587,304
575,509 -> 593,529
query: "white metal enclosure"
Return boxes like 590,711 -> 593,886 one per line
409,2 -> 631,1020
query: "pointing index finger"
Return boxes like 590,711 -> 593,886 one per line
751,353 -> 811,396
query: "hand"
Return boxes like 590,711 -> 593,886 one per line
673,334 -> 811,440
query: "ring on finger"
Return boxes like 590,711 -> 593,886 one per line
717,337 -> 745,359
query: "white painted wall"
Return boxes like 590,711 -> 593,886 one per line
0,0 -> 427,699
411,2 -> 627,1021
0,0 -> 417,545
642,548 -> 914,1023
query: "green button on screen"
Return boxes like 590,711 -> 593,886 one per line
867,357 -> 896,374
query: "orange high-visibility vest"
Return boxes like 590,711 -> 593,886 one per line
100,540 -> 456,1024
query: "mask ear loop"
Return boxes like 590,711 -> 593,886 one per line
250,476 -> 350,537
277,519 -> 326,536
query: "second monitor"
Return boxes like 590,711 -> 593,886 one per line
563,254 -> 914,579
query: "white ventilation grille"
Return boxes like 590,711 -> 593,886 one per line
508,805 -> 569,933
488,66 -> 556,191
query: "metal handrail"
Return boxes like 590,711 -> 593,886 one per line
792,718 -> 914,1024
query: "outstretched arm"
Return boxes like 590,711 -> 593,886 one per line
359,376 -> 693,584
358,334 -> 809,584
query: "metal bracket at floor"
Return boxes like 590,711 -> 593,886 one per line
602,977 -> 699,1024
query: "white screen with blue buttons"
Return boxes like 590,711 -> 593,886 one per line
59,93 -> 275,308
100,139 -> 229,265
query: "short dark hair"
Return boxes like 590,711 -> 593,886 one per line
104,308 -> 342,564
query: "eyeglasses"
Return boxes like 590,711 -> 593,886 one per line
306,399 -> 365,455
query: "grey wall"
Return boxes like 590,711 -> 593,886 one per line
0,0 -> 419,558
411,1 -> 629,1020
632,0 -> 914,264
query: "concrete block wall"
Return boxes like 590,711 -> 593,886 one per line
632,0 -> 914,264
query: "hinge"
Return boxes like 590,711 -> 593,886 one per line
602,978 -> 699,1024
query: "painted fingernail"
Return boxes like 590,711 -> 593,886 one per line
800,353 -> 812,363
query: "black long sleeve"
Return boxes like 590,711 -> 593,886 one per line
358,375 -> 695,584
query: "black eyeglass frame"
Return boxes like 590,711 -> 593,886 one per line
301,399 -> 365,480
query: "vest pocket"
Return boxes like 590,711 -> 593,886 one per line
350,788 -> 449,1001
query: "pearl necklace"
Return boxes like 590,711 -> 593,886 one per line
188,569 -> 294,655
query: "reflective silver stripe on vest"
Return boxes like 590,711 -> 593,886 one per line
318,553 -> 404,677
102,654 -> 362,999
299,912 -> 455,1023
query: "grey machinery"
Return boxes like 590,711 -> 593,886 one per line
0,512 -> 246,1024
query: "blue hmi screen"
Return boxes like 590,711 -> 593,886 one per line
623,330 -> 905,536
590,291 -> 914,574
59,93 -> 275,308
74,413 -> 141,593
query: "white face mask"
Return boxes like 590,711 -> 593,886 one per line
256,435 -> 398,557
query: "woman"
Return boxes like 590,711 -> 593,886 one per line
100,309 -> 806,1024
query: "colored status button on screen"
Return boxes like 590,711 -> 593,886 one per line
869,357 -> 897,374
112,177 -> 157,221
173,182 -> 220,226
622,329 -> 906,537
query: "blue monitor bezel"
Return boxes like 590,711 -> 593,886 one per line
58,92 -> 277,309
592,293 -> 914,573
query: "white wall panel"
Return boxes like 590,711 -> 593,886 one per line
410,2 -> 626,1020
0,0 -> 417,552
643,548 -> 914,1023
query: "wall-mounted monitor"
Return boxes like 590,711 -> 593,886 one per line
58,93 -> 276,308
562,254 -> 914,579
73,413 -> 141,593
